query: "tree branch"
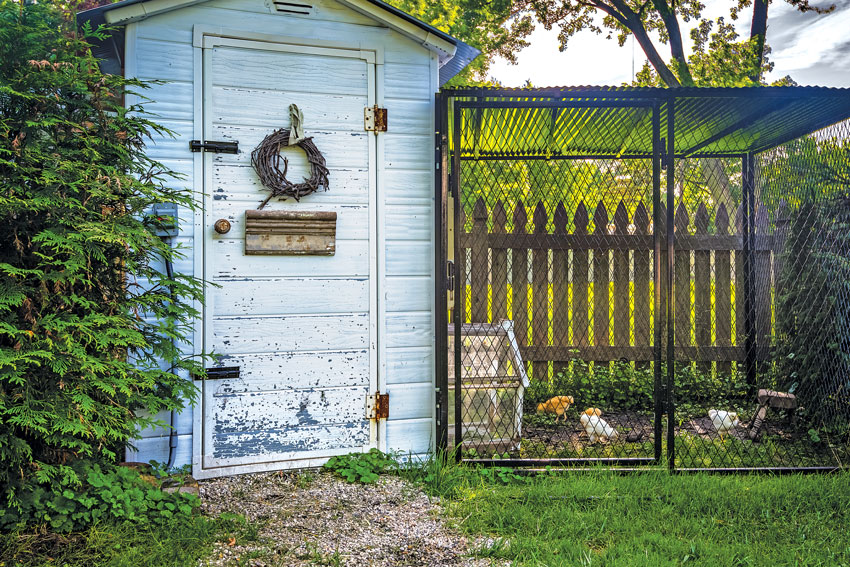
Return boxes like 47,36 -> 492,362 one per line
650,0 -> 693,86
599,0 -> 681,86
749,0 -> 769,82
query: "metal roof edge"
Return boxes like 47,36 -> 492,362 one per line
77,0 -> 478,84
439,85 -> 850,99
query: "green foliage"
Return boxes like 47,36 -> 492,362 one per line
774,193 -> 850,433
386,0 -> 533,85
323,449 -> 398,484
0,1 -> 205,493
0,461 -> 198,533
474,466 -> 523,484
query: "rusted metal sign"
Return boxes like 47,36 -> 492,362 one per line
244,210 -> 337,255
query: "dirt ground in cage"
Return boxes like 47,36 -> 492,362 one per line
463,410 -> 841,464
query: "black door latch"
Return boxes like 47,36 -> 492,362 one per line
190,140 -> 239,154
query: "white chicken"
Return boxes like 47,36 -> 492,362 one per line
580,412 -> 619,443
708,409 -> 740,440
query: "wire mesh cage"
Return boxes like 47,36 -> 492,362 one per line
436,87 -> 850,471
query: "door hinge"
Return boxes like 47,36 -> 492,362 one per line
190,140 -> 239,154
364,105 -> 388,133
366,391 -> 389,420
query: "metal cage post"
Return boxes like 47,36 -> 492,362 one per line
665,98 -> 676,470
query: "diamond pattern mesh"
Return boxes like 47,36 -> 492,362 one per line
441,93 -> 850,470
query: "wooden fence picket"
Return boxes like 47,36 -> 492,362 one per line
592,202 -> 610,359
613,201 -> 630,349
532,202 -> 549,380
694,203 -> 711,373
715,203 -> 732,375
674,203 -> 691,351
633,203 -> 651,369
470,198 -> 489,323
512,202 -> 529,351
552,202 -> 570,377
573,203 -> 590,350
491,200 -> 509,321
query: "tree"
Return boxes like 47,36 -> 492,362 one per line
0,0 -> 204,492
530,0 -> 835,88
387,0 -> 535,84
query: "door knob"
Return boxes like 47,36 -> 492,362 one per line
214,219 -> 231,234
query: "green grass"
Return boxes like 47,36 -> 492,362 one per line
438,468 -> 850,566
0,513 -> 253,567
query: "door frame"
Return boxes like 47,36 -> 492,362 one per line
436,96 -> 667,468
191,28 -> 385,479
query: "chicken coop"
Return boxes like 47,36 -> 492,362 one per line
446,320 -> 529,456
435,86 -> 850,471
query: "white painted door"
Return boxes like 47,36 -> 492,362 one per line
198,35 -> 378,474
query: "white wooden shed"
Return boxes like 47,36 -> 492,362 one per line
79,0 -> 477,479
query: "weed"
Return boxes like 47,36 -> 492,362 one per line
323,449 -> 397,484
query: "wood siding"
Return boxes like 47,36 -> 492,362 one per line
124,0 -> 438,473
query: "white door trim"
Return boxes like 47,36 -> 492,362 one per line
192,32 -> 382,479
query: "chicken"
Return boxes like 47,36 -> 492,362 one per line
583,407 -> 602,418
708,409 -> 740,440
580,408 -> 618,443
536,396 -> 574,422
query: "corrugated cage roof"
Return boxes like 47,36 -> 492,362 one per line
442,86 -> 850,159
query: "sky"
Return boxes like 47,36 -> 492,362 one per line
489,0 -> 850,88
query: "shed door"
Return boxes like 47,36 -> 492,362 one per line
199,36 -> 378,473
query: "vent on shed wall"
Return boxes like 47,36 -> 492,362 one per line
272,1 -> 314,15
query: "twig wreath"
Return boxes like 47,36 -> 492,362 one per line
251,104 -> 330,209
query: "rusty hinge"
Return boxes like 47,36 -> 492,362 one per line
364,105 -> 387,133
366,391 -> 389,420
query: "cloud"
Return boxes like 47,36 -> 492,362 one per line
768,0 -> 850,75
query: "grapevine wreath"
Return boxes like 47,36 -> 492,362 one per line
251,104 -> 330,208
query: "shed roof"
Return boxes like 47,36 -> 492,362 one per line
443,86 -> 850,158
78,0 -> 479,86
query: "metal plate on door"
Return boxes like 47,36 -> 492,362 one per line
244,210 -> 336,255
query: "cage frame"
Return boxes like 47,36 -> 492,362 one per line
435,86 -> 850,472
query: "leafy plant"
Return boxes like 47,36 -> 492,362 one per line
0,461 -> 199,533
0,1 -> 206,495
475,466 -> 523,485
323,449 -> 397,484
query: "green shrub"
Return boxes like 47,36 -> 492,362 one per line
0,461 -> 199,533
774,193 -> 850,433
0,1 -> 205,494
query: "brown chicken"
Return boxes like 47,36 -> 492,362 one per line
536,396 -> 575,422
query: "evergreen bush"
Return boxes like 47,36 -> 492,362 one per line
0,0 -> 204,500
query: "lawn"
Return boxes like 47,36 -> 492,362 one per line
438,468 -> 850,567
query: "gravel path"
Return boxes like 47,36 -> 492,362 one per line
198,471 -> 505,567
